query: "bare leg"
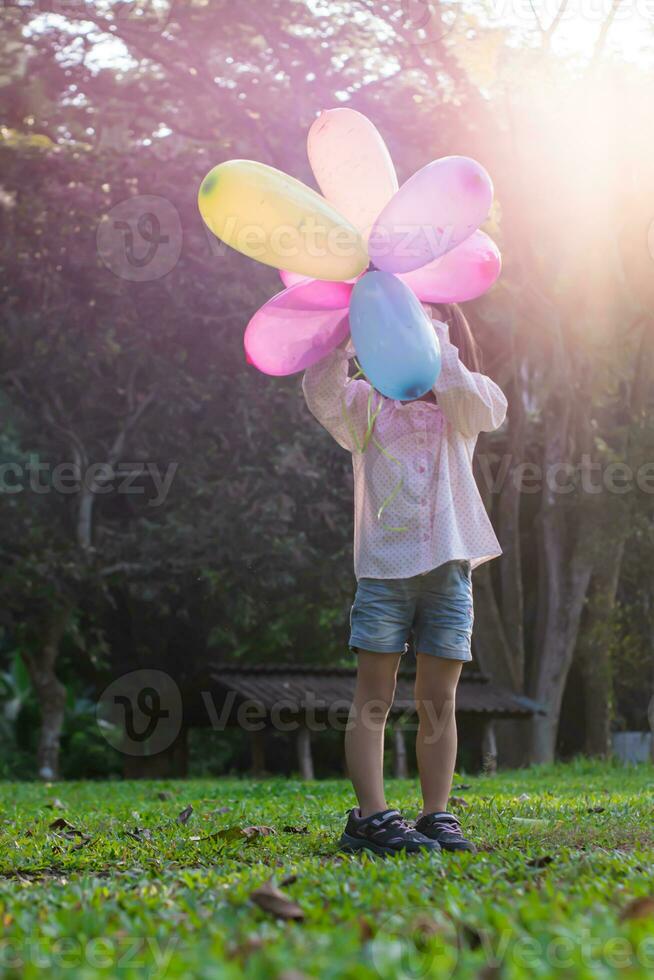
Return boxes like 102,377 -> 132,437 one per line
344,651 -> 402,817
414,654 -> 463,814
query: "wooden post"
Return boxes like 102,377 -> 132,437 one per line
392,725 -> 409,778
297,724 -> 314,780
250,729 -> 266,776
482,719 -> 498,774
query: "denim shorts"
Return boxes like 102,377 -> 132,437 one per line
348,560 -> 474,662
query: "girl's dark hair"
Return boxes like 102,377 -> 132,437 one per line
433,303 -> 482,373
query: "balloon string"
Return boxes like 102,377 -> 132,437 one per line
370,432 -> 409,532
340,361 -> 408,534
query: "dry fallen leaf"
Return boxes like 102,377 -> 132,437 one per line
48,818 -> 84,835
177,805 -> 193,825
620,897 -> 654,922
250,880 -> 304,921
283,825 -> 309,835
243,825 -> 276,837
125,826 -> 153,842
197,824 -> 274,844
527,854 -> 554,868
448,796 -> 469,808
458,922 -> 484,950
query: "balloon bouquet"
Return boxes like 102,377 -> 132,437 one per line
197,108 -> 501,404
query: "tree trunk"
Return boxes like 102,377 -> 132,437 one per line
21,607 -> 71,780
529,548 -> 594,762
473,422 -> 530,769
392,726 -> 408,778
296,725 -> 314,780
577,540 -> 625,757
527,355 -> 597,765
481,720 -> 498,774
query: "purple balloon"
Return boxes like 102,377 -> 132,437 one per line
398,231 -> 501,303
244,279 -> 353,376
369,156 -> 493,274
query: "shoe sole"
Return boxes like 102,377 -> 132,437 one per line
339,832 -> 441,858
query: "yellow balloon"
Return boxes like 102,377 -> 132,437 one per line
198,160 -> 369,281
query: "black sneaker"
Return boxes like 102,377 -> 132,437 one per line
414,810 -> 477,853
339,807 -> 441,857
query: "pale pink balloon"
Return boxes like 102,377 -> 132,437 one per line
308,108 -> 398,241
397,231 -> 501,303
369,156 -> 494,274
244,279 -> 353,376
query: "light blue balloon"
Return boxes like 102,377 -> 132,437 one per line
349,271 -> 441,401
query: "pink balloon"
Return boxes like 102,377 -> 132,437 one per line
244,279 -> 353,376
398,231 -> 501,303
369,156 -> 493,274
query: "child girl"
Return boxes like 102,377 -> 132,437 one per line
302,303 -> 507,857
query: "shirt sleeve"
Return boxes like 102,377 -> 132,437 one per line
432,322 -> 508,438
302,345 -> 373,453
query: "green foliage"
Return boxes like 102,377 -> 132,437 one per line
0,763 -> 653,977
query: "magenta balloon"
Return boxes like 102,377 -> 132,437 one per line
279,269 -> 310,288
397,231 -> 501,303
244,279 -> 353,376
369,156 -> 493,274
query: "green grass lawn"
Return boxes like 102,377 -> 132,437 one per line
1,760 -> 653,979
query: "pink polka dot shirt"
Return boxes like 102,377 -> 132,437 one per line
302,321 -> 508,580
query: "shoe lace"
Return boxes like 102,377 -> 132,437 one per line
381,810 -> 425,840
382,811 -> 413,832
426,812 -> 462,837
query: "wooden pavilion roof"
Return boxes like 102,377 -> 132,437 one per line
188,663 -> 544,720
